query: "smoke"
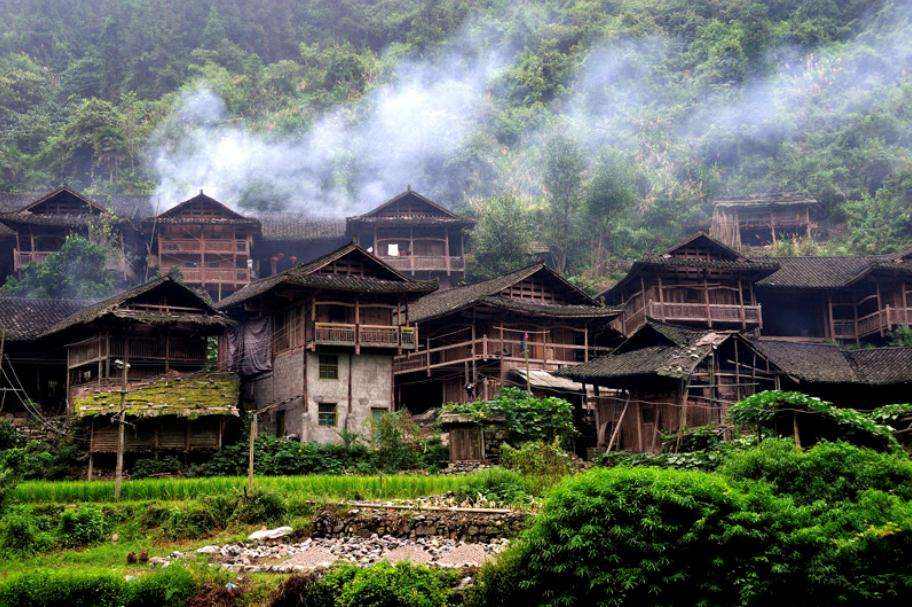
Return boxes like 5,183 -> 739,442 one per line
148,1 -> 912,216
149,20 -> 514,215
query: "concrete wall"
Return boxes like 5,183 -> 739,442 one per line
248,348 -> 393,444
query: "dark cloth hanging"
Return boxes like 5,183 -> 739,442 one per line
227,318 -> 272,376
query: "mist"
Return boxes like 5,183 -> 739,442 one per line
147,0 -> 912,216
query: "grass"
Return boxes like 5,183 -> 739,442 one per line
12,473 -> 482,503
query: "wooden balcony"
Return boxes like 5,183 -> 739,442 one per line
159,239 -> 250,255
834,306 -> 912,339
393,335 -> 610,375
312,323 -> 418,350
647,301 -> 762,326
378,255 -> 465,273
178,266 -> 251,285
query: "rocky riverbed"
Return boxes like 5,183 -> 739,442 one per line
189,535 -> 510,573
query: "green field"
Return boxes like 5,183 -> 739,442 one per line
10,473 -> 483,503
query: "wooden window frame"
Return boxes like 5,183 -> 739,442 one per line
318,402 -> 337,427
318,354 -> 339,379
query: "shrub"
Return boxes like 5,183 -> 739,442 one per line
232,491 -> 286,525
57,505 -> 110,548
470,467 -> 819,606
0,439 -> 83,480
124,566 -> 199,607
719,438 -> 912,505
201,492 -> 241,524
269,566 -> 357,607
0,570 -> 126,607
337,562 -> 451,607
453,467 -> 531,505
0,420 -> 25,450
132,456 -> 183,479
0,511 -> 53,554
500,440 -> 572,477
162,503 -> 217,540
442,388 -> 577,448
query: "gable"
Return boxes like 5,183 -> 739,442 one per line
123,280 -> 213,314
499,266 -> 593,306
158,193 -> 248,222
364,190 -> 456,220
312,246 -> 405,281
664,233 -> 744,261
24,188 -> 105,216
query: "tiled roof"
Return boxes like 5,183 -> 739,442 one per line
748,338 -> 912,385
714,194 -> 818,209
40,275 -> 229,338
755,256 -> 897,290
480,296 -> 618,319
407,263 -> 599,323
0,297 -> 88,341
141,193 -> 260,228
217,243 -> 437,309
257,213 -> 346,241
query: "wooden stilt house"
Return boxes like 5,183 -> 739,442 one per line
393,263 -> 621,411
0,186 -> 137,280
142,192 -> 261,300
710,195 -> 818,250
216,242 -> 436,444
36,275 -> 238,458
599,233 -> 779,337
346,189 -> 474,288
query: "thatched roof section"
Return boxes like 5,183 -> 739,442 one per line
713,194 -> 819,210
0,297 -> 88,342
408,263 -> 601,323
72,371 -> 240,419
217,242 -> 436,309
40,275 -> 231,338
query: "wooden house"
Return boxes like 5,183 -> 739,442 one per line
710,195 -> 818,249
36,275 -> 238,459
254,214 -> 347,277
600,233 -> 779,337
393,263 -> 620,411
559,321 -> 912,452
0,187 -> 137,280
142,192 -> 261,300
216,243 -> 436,444
0,297 -> 88,425
755,253 -> 912,343
346,189 -> 474,288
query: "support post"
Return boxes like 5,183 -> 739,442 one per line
114,340 -> 129,500
606,394 -> 629,452
247,412 -> 257,494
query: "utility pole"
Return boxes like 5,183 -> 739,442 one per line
523,331 -> 531,394
114,356 -> 130,500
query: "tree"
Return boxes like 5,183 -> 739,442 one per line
1,234 -> 117,300
468,195 -> 535,280
541,134 -> 585,275
582,152 -> 638,274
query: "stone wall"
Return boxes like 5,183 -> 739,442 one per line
311,505 -> 528,542
248,348 -> 393,444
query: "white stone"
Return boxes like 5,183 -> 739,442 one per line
247,526 -> 293,541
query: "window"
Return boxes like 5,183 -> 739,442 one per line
318,403 -> 337,427
387,243 -> 400,256
641,406 -> 655,424
319,355 -> 339,379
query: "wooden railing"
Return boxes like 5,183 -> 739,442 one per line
13,250 -> 52,270
378,255 -> 465,273
647,301 -> 762,325
832,319 -> 857,339
159,239 -> 249,255
393,336 -> 610,375
178,266 -> 251,284
830,306 -> 912,339
312,323 -> 417,349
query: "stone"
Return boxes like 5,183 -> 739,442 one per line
248,526 -> 293,541
196,545 -> 221,554
281,547 -> 337,571
437,544 -> 491,568
383,545 -> 432,565
148,557 -> 170,567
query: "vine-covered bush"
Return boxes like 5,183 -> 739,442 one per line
719,438 -> 912,505
500,441 -> 572,477
56,505 -> 110,548
729,391 -> 900,452
441,388 -> 577,448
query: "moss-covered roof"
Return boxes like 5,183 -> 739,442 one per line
72,371 -> 240,419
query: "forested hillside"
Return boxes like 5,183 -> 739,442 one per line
2,0 -> 912,285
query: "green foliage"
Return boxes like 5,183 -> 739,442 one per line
161,502 -> 217,540
337,562 -> 451,607
0,567 -> 201,607
452,467 -> 532,505
729,390 -> 900,452
867,402 -> 912,434
0,234 -> 117,300
131,456 -> 182,479
500,440 -> 572,477
720,438 -> 912,505
56,505 -> 110,548
467,195 -> 535,280
0,511 -> 53,554
232,491 -> 287,525
442,388 -> 577,448
0,437 -> 83,480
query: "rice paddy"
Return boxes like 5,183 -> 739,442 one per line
11,473 -> 481,503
